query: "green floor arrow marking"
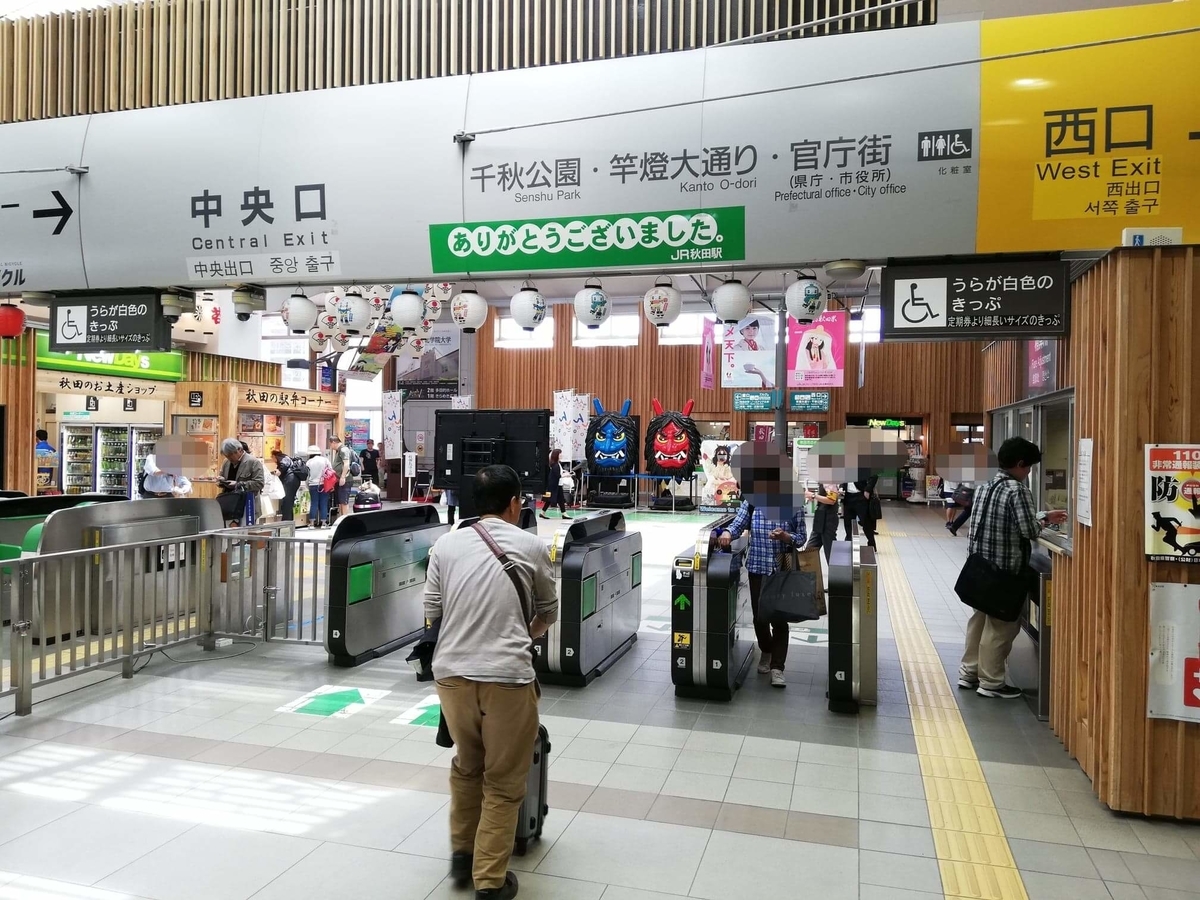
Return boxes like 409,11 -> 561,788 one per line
674,593 -> 691,610
296,688 -> 365,717
411,705 -> 442,727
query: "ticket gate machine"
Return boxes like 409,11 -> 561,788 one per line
534,511 -> 642,686
454,508 -> 539,534
670,515 -> 756,700
326,505 -> 449,667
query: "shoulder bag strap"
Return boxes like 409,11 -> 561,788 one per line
471,521 -> 531,615
966,478 -> 1000,555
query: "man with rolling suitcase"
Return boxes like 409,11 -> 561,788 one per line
424,464 -> 558,900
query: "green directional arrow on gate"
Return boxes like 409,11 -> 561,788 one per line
296,688 -> 365,717
674,593 -> 691,611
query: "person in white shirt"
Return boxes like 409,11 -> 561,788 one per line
304,445 -> 332,527
142,453 -> 192,498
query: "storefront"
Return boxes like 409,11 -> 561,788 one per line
846,415 -> 926,500
34,332 -> 183,497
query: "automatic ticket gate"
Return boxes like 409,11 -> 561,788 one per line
455,508 -> 539,534
828,541 -> 878,713
535,511 -> 642,686
670,516 -> 755,701
326,505 -> 448,667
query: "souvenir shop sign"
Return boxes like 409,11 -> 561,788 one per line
882,260 -> 1069,342
241,387 -> 338,412
37,370 -> 172,400
50,294 -> 172,352
788,391 -> 830,413
35,331 -> 185,381
429,207 -> 746,273
1144,445 -> 1200,564
1148,582 -> 1200,724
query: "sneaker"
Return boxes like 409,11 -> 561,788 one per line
770,669 -> 786,688
977,683 -> 1023,700
945,522 -> 958,536
476,871 -> 518,900
538,513 -> 550,519
757,653 -> 772,675
450,851 -> 473,889
957,676 -> 979,690
561,513 -> 572,519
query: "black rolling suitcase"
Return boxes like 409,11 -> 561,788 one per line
513,725 -> 550,856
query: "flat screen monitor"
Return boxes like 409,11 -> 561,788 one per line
434,409 -> 551,495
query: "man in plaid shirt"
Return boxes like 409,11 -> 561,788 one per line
959,438 -> 1066,699
717,456 -> 807,688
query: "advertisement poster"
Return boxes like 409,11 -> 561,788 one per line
451,395 -> 474,409
263,415 -> 284,435
752,425 -> 775,443
569,393 -> 591,464
700,317 -> 716,390
721,316 -> 777,389
238,413 -> 263,433
788,311 -> 846,388
699,440 -> 744,511
382,391 -> 404,458
345,417 -> 372,450
553,390 -> 574,459
1148,582 -> 1200,723
1145,445 -> 1200,563
1077,438 -> 1094,527
1026,339 -> 1058,397
395,324 -> 460,400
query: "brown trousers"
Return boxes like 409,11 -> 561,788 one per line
436,677 -> 540,890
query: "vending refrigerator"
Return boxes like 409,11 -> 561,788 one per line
59,425 -> 163,498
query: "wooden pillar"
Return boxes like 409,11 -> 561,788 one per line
1,331 -> 38,495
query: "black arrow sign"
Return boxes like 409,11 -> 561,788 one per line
32,190 -> 73,235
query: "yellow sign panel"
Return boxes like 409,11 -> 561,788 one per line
977,2 -> 1200,252
673,632 -> 691,649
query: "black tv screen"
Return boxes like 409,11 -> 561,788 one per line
434,409 -> 551,493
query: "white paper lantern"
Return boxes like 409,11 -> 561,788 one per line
325,287 -> 345,313
366,285 -> 390,318
510,282 -> 546,332
282,290 -> 319,334
197,292 -> 219,335
391,288 -> 426,331
450,289 -> 488,333
339,287 -> 374,335
712,278 -> 752,323
785,278 -> 825,322
308,327 -> 330,352
317,311 -> 338,332
574,280 -> 610,329
423,282 -> 452,321
330,331 -> 352,352
643,279 -> 683,328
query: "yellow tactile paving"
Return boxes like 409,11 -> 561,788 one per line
876,534 -> 1029,900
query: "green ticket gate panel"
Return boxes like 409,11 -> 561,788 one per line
671,515 -> 755,701
535,511 -> 642,686
326,505 -> 448,667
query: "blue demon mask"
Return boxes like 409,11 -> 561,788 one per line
585,398 -> 638,475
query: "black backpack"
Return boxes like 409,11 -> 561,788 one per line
348,449 -> 362,478
291,457 -> 310,482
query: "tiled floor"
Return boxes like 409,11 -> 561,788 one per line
0,505 -> 1197,899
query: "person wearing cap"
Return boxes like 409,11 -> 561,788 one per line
304,444 -> 332,528
328,435 -> 355,524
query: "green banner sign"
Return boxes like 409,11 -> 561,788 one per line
429,206 -> 746,273
36,331 -> 185,382
788,391 -> 831,413
733,391 -> 775,412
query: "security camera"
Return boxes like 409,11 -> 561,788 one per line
231,287 -> 266,323
160,292 -> 183,324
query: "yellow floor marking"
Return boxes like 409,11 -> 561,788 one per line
877,533 -> 1029,900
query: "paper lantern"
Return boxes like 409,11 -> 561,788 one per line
510,282 -> 546,332
325,287 -> 345,313
282,290 -> 319,334
366,285 -> 390,318
642,277 -> 682,328
329,331 -> 352,352
317,311 -> 338,332
785,278 -> 825,323
712,278 -> 752,323
390,288 -> 425,331
308,327 -> 329,352
423,282 -> 452,320
574,280 -> 610,329
450,289 -> 488,333
0,303 -> 26,339
197,293 -> 219,334
340,287 -> 374,335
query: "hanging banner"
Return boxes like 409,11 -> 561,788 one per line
1148,582 -> 1200,724
451,395 -> 474,409
700,317 -> 716,391
720,315 -> 777,389
569,393 -> 591,463
788,311 -> 846,388
395,324 -> 461,400
1144,445 -> 1200,563
553,390 -> 575,460
382,391 -> 404,458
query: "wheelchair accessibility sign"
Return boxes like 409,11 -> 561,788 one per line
894,278 -> 947,329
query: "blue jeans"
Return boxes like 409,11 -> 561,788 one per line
309,487 -> 331,524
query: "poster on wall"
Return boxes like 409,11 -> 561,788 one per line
700,317 -> 716,390
345,417 -> 372,449
788,311 -> 846,388
382,391 -> 404,458
451,395 -> 474,409
395,324 -> 460,400
238,413 -> 263,433
263,436 -> 284,457
721,316 -> 777,389
185,417 -> 217,435
1144,445 -> 1200,563
263,415 -> 284,435
699,440 -> 744,511
1077,438 -> 1094,527
1148,582 -> 1200,724
240,435 -> 264,459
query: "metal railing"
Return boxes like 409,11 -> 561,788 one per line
1,522 -> 333,716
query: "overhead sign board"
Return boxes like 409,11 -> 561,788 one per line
49,294 -> 172,353
732,391 -> 774,412
788,391 -> 831,413
881,260 -> 1069,342
36,331 -> 185,381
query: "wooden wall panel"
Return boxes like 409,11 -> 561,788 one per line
1,331 -> 38,495
0,0 -> 935,124
476,305 -> 984,472
986,248 -> 1200,818
982,334 -> 1074,411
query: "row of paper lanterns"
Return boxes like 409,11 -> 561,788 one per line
280,274 -> 830,348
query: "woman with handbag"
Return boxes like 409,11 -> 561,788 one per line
945,482 -> 974,536
540,448 -> 573,520
718,498 -> 807,687
304,445 -> 332,528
